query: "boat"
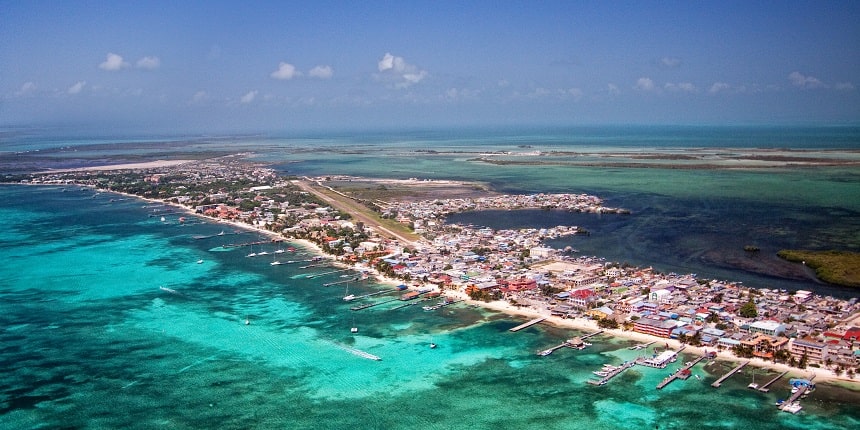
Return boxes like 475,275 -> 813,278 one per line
245,317 -> 250,325
160,216 -> 166,222
343,283 -> 355,301
782,402 -> 802,414
593,371 -> 610,377
159,286 -> 178,294
274,248 -> 285,254
197,259 -> 204,264
270,260 -> 283,266
538,349 -> 554,356
246,252 -> 257,258
218,230 -> 225,236
257,251 -> 270,256
748,371 -> 757,389
430,343 -> 437,349
351,327 -> 358,333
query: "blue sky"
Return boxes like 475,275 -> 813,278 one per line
2,1 -> 858,133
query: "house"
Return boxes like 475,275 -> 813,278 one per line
748,320 -> 785,337
633,317 -> 677,338
789,337 -> 829,364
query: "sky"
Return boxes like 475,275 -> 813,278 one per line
1,1 -> 859,133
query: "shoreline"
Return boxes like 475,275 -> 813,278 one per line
16,183 -> 860,390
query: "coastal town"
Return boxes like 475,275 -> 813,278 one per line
12,155 -> 860,385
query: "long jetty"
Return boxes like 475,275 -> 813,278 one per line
656,355 -> 706,389
221,240 -> 272,248
323,277 -> 359,287
350,298 -> 398,311
757,370 -> 788,392
509,317 -> 546,332
580,330 -> 604,340
306,268 -> 352,279
587,361 -> 636,386
711,361 -> 749,388
344,287 -> 403,302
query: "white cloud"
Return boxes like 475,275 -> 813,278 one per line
376,52 -> 427,88
660,56 -> 681,68
15,81 -> 36,96
99,53 -> 129,71
68,81 -> 86,95
567,88 -> 584,101
835,82 -> 855,91
190,90 -> 208,103
240,90 -> 258,104
271,62 -> 300,80
136,56 -> 160,70
788,71 -> 826,89
634,77 -> 655,91
664,82 -> 697,93
709,82 -> 731,94
607,83 -> 620,95
308,65 -> 333,79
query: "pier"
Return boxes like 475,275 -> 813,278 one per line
580,330 -> 604,340
344,287 -> 406,302
350,298 -> 398,311
757,370 -> 788,393
221,240 -> 272,249
322,277 -> 359,287
298,262 -> 330,269
656,355 -> 706,389
537,343 -> 569,356
587,361 -> 636,386
711,361 -> 749,388
629,340 -> 657,350
509,317 -> 546,332
306,268 -> 352,279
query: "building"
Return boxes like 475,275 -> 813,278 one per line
633,317 -> 677,338
748,320 -> 785,337
789,337 -> 829,365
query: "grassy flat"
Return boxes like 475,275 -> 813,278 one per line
777,250 -> 860,288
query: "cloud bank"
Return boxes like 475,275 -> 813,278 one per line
377,52 -> 427,88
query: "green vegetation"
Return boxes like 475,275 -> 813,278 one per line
777,249 -> 860,288
738,299 -> 758,318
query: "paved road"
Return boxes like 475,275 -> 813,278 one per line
294,179 -> 419,247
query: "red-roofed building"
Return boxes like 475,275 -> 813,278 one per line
842,327 -> 860,342
501,278 -> 537,293
570,289 -> 597,309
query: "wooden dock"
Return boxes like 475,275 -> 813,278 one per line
509,317 -> 546,332
656,355 -> 706,389
758,370 -> 788,392
587,361 -> 636,386
350,298 -> 398,311
711,361 -> 749,388
580,330 -> 604,340
322,277 -> 359,287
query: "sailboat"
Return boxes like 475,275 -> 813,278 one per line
342,282 -> 355,301
748,371 -> 758,389
350,317 -> 358,333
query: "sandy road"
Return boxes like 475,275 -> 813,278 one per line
293,179 -> 420,247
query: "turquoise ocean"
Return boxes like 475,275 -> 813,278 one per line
1,126 -> 859,429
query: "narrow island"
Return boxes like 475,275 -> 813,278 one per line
5,155 -> 860,393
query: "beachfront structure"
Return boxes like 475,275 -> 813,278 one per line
638,350 -> 678,368
790,337 -> 829,364
748,320 -> 786,337
633,317 -> 677,338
